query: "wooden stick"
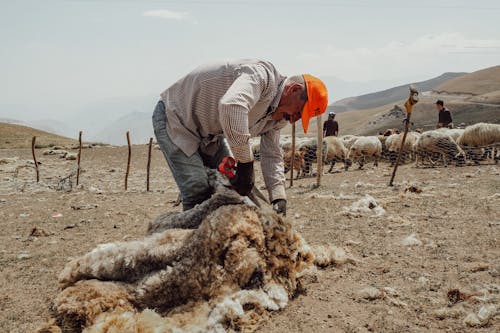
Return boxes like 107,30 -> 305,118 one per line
389,86 -> 419,186
316,115 -> 323,187
31,136 -> 39,182
76,131 -> 82,185
147,137 -> 153,192
290,123 -> 295,187
125,131 -> 131,191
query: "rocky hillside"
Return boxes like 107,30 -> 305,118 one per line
329,72 -> 466,113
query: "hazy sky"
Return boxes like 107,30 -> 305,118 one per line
1,0 -> 500,122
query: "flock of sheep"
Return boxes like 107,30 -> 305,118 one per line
252,122 -> 500,178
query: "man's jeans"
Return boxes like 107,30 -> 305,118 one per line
152,101 -> 230,211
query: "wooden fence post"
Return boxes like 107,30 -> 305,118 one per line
125,131 -> 131,191
76,131 -> 82,185
316,115 -> 323,187
147,137 -> 153,192
31,136 -> 39,182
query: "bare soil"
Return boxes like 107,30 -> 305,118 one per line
0,146 -> 499,332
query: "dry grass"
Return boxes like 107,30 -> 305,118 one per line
0,123 -> 78,149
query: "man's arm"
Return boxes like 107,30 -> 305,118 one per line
260,129 -> 286,202
219,66 -> 270,163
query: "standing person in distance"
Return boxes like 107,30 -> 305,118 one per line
436,100 -> 453,128
323,112 -> 339,137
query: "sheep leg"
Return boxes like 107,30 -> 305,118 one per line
58,229 -> 192,288
328,160 -> 335,173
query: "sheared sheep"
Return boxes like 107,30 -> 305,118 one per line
40,171 -> 346,333
323,136 -> 352,172
386,132 -> 421,165
456,123 -> 500,163
414,130 -> 466,167
347,136 -> 382,169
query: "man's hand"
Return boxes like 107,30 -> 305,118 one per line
230,161 -> 254,196
272,199 -> 286,216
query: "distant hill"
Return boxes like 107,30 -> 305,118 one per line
330,72 -> 466,113
333,65 -> 500,135
282,66 -> 500,137
0,117 -> 71,137
0,122 -> 78,149
435,65 -> 500,95
93,111 -> 154,145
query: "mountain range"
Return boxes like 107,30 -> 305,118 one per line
2,65 -> 500,147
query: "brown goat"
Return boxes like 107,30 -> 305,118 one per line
283,150 -> 306,179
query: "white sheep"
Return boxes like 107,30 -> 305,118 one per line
386,132 -> 421,165
456,123 -> 500,163
340,135 -> 358,150
347,136 -> 382,169
322,136 -> 352,172
414,130 -> 466,167
436,128 -> 465,142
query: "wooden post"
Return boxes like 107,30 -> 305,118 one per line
290,123 -> 296,187
316,115 -> 323,187
147,137 -> 153,192
76,131 -> 82,185
389,85 -> 419,186
125,131 -> 131,191
31,136 -> 39,182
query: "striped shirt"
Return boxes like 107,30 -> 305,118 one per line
160,59 -> 288,201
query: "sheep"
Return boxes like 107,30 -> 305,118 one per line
40,171 -> 347,333
340,135 -> 358,150
414,130 -> 466,167
386,132 -> 421,165
436,127 -> 465,142
347,136 -> 382,169
322,136 -> 352,172
456,123 -> 500,164
381,133 -> 398,161
381,128 -> 401,136
296,138 -> 327,176
283,149 -> 306,179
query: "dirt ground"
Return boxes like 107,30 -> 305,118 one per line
0,145 -> 499,333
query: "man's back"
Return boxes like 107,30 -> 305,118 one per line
323,119 -> 338,136
438,108 -> 453,128
160,59 -> 286,157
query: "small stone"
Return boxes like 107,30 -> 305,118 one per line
356,287 -> 383,300
89,186 -> 103,194
382,287 -> 398,297
71,204 -> 98,210
19,213 -> 30,218
417,276 -> 430,291
17,252 -> 31,260
401,233 -> 422,246
464,313 -> 482,327
477,305 -> 497,323
433,306 -> 465,319
464,263 -> 489,272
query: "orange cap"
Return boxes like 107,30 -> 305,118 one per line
301,74 -> 329,133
